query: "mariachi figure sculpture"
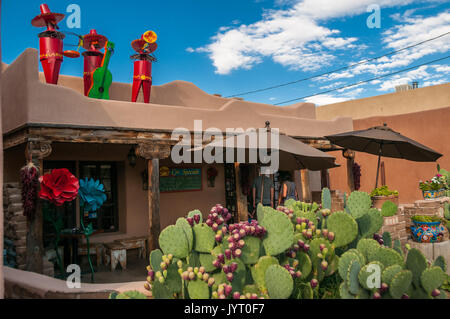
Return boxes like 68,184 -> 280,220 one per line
130,31 -> 158,103
82,30 -> 109,96
31,4 -> 65,85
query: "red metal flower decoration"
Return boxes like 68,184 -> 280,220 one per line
39,168 -> 80,206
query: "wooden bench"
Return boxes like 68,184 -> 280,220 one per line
103,243 -> 127,271
78,243 -> 103,267
114,236 -> 147,259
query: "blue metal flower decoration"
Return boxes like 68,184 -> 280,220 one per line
79,178 -> 107,212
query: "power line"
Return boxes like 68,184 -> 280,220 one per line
273,55 -> 450,105
225,31 -> 450,98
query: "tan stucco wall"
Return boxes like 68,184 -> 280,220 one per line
2,49 -> 353,138
329,106 -> 450,204
316,82 -> 450,121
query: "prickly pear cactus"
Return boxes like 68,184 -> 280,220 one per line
420,267 -> 446,295
111,290 -> 147,299
356,238 -> 380,261
296,252 -> 312,278
321,187 -> 332,210
187,279 -> 210,299
159,225 -> 190,259
347,191 -> 372,219
382,264 -> 403,285
240,236 -> 261,265
381,200 -> 398,217
406,248 -> 428,287
326,211 -> 358,247
382,232 -> 392,248
251,256 -> 279,293
258,205 -> 294,256
358,261 -> 384,290
193,223 -> 216,253
389,270 -> 413,299
150,249 -> 164,271
357,208 -> 383,238
338,250 -> 365,280
433,255 -> 447,272
176,217 -> 194,251
369,246 -> 404,268
188,209 -> 203,223
265,264 -> 294,299
347,259 -> 362,294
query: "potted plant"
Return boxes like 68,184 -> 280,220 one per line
410,215 -> 446,243
370,185 -> 399,209
419,173 -> 447,200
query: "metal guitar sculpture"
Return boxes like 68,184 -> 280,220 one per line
88,41 -> 115,100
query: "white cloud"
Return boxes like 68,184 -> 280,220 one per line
195,0 -> 429,74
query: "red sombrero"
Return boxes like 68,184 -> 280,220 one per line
131,39 -> 158,54
82,29 -> 108,50
31,4 -> 65,28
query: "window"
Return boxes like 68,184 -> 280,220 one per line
79,162 -> 119,233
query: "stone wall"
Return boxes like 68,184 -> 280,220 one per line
3,183 -> 27,270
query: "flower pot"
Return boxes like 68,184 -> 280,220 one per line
411,220 -> 446,243
371,195 -> 398,210
422,189 -> 446,200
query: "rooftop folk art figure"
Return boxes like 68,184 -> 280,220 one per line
130,30 -> 158,103
88,41 -> 115,100
82,30 -> 109,96
31,4 -> 65,85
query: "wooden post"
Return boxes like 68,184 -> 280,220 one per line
25,139 -> 52,274
300,170 -> 311,202
381,161 -> 386,186
136,142 -> 172,254
147,158 -> 160,252
346,158 -> 355,192
234,163 -> 247,222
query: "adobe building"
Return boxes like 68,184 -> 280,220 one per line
2,48 -> 353,274
316,82 -> 450,203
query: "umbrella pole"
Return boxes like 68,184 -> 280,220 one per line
375,153 -> 381,189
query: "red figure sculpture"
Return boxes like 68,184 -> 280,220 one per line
31,4 -> 65,85
82,30 -> 108,96
130,31 -> 158,103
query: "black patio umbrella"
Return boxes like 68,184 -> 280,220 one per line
190,127 -> 339,171
325,123 -> 443,188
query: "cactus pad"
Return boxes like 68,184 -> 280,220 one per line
321,187 -> 332,210
309,238 -> 331,264
152,280 -> 173,299
115,290 -> 147,299
326,211 -> 358,247
406,248 -> 428,287
159,225 -> 190,258
338,250 -> 364,280
187,251 -> 201,268
199,253 -> 217,272
240,236 -> 261,265
356,238 -> 380,261
251,256 -> 279,293
381,200 -> 398,217
339,282 -> 355,299
382,264 -> 403,285
420,266 -> 446,294
193,223 -> 216,253
149,249 -> 163,272
433,255 -> 447,273
225,258 -> 247,293
258,206 -> 294,256
382,232 -> 392,248
358,261 -> 384,290
357,208 -> 383,238
347,191 -> 372,219
389,270 -> 412,299
265,264 -> 294,299
176,217 -> 194,251
369,246 -> 404,268
347,259 -> 362,294
187,280 -> 210,299
296,252 -> 312,278
165,263 -> 182,294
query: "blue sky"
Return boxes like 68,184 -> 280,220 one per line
2,0 -> 449,105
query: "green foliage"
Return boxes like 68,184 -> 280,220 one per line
406,248 -> 428,287
199,253 -> 217,272
149,249 -> 163,272
393,239 -> 404,257
347,191 -> 372,219
326,211 -> 358,247
382,232 -> 392,248
240,236 -> 261,265
411,215 -> 443,223
321,187 -> 332,210
382,264 -> 403,285
265,264 -> 294,299
112,290 -> 147,299
357,208 -> 383,238
370,186 -> 398,197
369,246 -> 404,268
258,205 -> 294,256
296,252 -> 312,278
359,261 -> 384,290
433,256 -> 447,273
390,270 -> 413,299
193,223 -> 216,253
159,225 -> 190,258
421,267 -> 446,295
381,200 -> 398,217
176,217 -> 194,251
347,259 -> 362,294
251,256 -> 279,293
356,238 -> 380,261
187,280 -> 210,299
